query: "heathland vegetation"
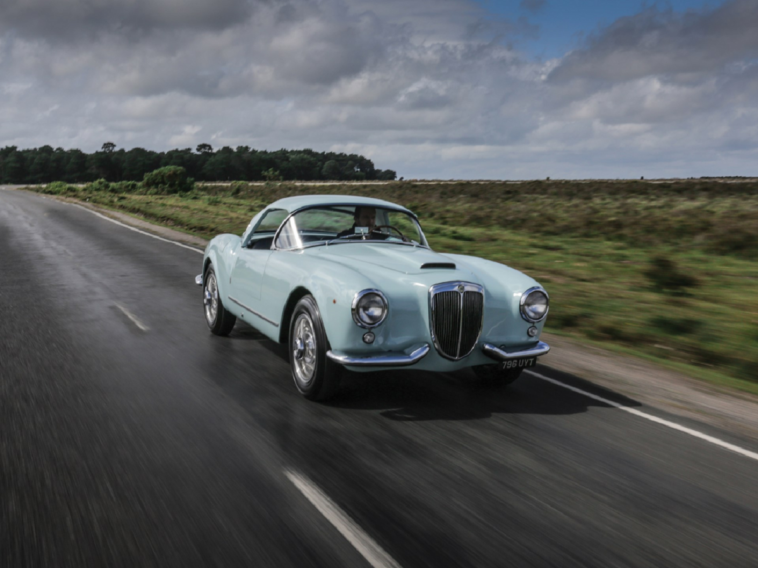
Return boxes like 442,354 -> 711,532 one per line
0,143 -> 397,184
32,173 -> 758,393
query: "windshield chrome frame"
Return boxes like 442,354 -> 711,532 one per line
271,203 -> 430,251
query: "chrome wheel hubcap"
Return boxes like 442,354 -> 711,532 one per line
292,313 -> 317,386
204,273 -> 219,326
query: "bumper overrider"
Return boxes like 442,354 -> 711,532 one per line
326,341 -> 550,368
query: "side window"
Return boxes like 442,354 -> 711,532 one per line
254,209 -> 288,234
243,208 -> 288,248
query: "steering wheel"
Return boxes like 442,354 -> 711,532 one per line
375,225 -> 410,242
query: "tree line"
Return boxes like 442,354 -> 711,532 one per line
0,143 -> 397,184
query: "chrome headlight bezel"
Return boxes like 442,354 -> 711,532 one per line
352,289 -> 389,328
520,286 -> 549,323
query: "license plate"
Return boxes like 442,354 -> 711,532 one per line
502,357 -> 537,370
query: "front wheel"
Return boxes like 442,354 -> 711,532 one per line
289,295 -> 342,401
203,265 -> 237,336
471,363 -> 523,387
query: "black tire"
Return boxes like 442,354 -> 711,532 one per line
203,265 -> 237,336
471,363 -> 523,387
289,295 -> 342,401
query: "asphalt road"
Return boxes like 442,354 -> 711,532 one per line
2,188 -> 758,568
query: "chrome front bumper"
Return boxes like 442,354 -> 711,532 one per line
327,344 -> 430,367
482,341 -> 550,361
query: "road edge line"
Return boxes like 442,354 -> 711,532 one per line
68,200 -> 204,254
526,370 -> 758,463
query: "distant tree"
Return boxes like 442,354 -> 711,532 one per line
0,144 -> 395,183
289,153 -> 320,180
321,160 -> 341,180
377,169 -> 397,181
65,149 -> 88,182
2,149 -> 25,183
202,151 -> 234,181
123,147 -> 155,181
29,152 -> 52,183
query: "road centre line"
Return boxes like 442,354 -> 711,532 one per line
68,201 -> 204,254
526,370 -> 758,463
284,469 -> 403,568
115,303 -> 150,332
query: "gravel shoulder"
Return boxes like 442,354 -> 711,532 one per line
13,187 -> 758,445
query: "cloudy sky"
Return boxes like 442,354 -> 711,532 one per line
1,0 -> 757,179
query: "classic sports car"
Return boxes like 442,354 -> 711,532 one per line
196,195 -> 549,400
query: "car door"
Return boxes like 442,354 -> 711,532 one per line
228,208 -> 287,314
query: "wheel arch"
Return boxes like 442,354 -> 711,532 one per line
279,286 -> 313,343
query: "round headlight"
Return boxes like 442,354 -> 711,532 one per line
520,287 -> 549,323
352,290 -> 388,328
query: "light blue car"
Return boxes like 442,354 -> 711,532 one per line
196,195 -> 549,400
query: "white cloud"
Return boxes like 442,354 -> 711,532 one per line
1,0 -> 757,178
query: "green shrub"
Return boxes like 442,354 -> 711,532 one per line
644,256 -> 699,295
706,228 -> 758,259
650,316 -> 703,335
110,180 -> 140,193
142,166 -> 194,194
229,181 -> 247,196
88,178 -> 111,193
42,181 -> 76,195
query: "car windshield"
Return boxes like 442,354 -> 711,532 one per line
274,205 -> 428,250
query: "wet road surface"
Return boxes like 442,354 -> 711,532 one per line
2,188 -> 758,567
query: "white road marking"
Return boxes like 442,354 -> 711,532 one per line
526,370 -> 758,463
69,202 -> 204,254
284,469 -> 402,568
115,303 -> 150,332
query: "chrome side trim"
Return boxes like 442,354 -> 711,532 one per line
195,274 -> 203,286
326,344 -> 430,367
482,341 -> 550,361
228,296 -> 280,327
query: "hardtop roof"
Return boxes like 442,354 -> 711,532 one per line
265,194 -> 415,216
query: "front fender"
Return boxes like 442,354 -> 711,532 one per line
203,234 -> 241,302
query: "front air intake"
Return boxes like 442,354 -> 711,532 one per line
429,282 -> 484,360
420,263 -> 456,270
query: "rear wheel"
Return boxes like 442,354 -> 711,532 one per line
471,363 -> 523,387
289,295 -> 342,401
204,265 -> 236,336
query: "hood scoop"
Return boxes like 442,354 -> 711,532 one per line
420,262 -> 457,270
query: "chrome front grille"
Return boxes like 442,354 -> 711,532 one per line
429,282 -> 484,360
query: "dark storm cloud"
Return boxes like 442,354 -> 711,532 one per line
0,0 -> 258,41
549,0 -> 758,82
519,0 -> 546,14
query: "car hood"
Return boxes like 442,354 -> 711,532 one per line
311,243 -> 470,277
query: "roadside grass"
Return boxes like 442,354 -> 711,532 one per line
31,179 -> 758,393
